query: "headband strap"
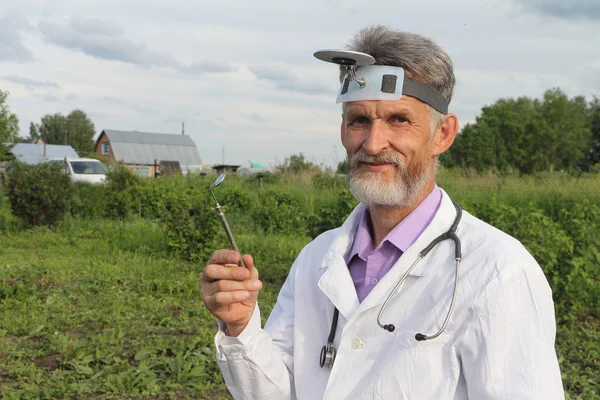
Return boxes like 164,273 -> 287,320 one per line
402,78 -> 449,114
315,49 -> 450,114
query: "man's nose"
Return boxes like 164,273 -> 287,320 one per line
362,120 -> 389,155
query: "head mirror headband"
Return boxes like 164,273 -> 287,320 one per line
314,49 -> 449,114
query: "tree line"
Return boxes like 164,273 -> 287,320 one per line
0,89 -> 96,157
2,87 -> 600,174
440,88 -> 600,174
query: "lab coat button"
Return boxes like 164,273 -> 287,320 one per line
351,338 -> 363,349
370,278 -> 378,285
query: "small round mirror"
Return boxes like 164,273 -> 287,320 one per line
213,174 -> 226,188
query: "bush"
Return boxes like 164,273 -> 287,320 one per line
6,161 -> 72,227
70,182 -> 108,219
105,165 -> 141,219
252,189 -> 307,235
160,188 -> 224,263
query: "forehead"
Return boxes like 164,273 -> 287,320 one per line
343,96 -> 429,115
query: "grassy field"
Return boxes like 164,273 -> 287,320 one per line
1,170 -> 599,399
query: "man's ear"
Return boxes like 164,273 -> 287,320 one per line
431,113 -> 459,156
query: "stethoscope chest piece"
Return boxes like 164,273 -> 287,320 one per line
320,343 -> 336,368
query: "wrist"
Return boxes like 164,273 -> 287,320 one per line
225,321 -> 249,337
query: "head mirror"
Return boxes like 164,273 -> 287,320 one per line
212,174 -> 225,188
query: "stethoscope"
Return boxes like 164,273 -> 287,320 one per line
320,201 -> 462,369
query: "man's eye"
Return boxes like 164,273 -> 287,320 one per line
351,116 -> 370,126
393,116 -> 408,124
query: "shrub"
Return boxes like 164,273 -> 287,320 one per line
105,165 -> 141,219
310,188 -> 358,238
6,161 -> 72,226
160,188 -> 224,263
252,189 -> 307,235
70,182 -> 108,219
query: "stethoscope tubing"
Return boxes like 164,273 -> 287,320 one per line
321,202 -> 463,368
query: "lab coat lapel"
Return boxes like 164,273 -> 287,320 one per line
356,189 -> 458,314
317,203 -> 364,321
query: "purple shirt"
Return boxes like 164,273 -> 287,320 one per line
344,185 -> 442,302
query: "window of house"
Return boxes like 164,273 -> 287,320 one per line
101,142 -> 110,155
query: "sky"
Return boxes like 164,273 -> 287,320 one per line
0,0 -> 599,169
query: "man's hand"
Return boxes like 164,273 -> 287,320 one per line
200,250 -> 262,337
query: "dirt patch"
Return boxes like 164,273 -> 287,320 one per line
581,312 -> 600,325
34,353 -> 60,371
65,330 -> 85,339
0,378 -> 18,391
167,306 -> 181,318
34,275 -> 61,291
205,391 -> 232,400
6,279 -> 18,287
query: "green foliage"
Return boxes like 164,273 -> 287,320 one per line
586,97 -> 600,168
6,161 -> 72,227
70,182 -> 108,219
310,188 -> 357,238
105,165 -> 141,219
1,170 -> 600,398
442,88 -> 593,175
311,172 -> 347,190
252,189 -> 307,235
336,159 -> 348,174
31,110 -> 96,156
0,89 -> 20,143
0,142 -> 16,162
277,153 -> 317,174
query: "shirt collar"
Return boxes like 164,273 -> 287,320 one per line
344,184 -> 442,263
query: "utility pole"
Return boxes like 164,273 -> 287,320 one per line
182,121 -> 185,136
43,124 -> 47,159
222,146 -> 225,164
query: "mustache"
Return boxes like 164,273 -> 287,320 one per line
348,151 -> 405,168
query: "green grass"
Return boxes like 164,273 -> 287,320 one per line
0,171 -> 599,398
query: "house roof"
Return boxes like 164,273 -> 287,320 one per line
100,129 -> 202,166
7,143 -> 79,164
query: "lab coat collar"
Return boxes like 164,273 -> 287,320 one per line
317,188 -> 458,320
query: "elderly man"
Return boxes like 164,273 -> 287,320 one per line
200,25 -> 565,399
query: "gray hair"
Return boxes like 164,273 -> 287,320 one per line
341,25 -> 455,135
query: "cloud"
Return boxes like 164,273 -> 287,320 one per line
38,17 -> 178,68
1,74 -> 60,88
178,60 -> 235,75
514,0 -> 600,20
247,113 -> 268,122
249,65 -> 332,96
37,92 -> 61,102
0,10 -> 34,62
37,16 -> 235,75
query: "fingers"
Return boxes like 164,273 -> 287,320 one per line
204,290 -> 252,308
208,249 -> 240,266
202,263 -> 249,282
202,278 -> 262,296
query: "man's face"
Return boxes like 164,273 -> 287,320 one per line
340,96 -> 438,208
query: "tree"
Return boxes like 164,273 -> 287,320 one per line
535,89 -> 590,172
278,153 -> 317,173
441,88 -> 592,174
33,110 -> 96,155
0,89 -> 20,143
586,97 -> 600,168
336,158 -> 348,174
28,122 -> 40,140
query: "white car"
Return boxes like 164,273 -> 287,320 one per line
50,157 -> 108,184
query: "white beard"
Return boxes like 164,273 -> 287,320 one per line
346,151 -> 431,208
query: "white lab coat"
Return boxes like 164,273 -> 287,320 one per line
214,188 -> 565,399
